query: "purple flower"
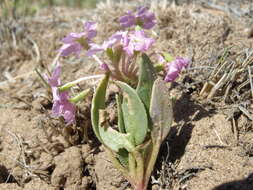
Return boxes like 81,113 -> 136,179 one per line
85,31 -> 129,57
119,11 -> 136,28
46,63 -> 61,86
59,21 -> 97,57
100,30 -> 154,56
102,31 -> 129,50
136,7 -> 156,29
51,89 -> 76,125
45,63 -> 76,124
119,6 -> 156,29
84,21 -> 97,39
164,57 -> 189,82
124,30 -> 155,56
86,43 -> 104,56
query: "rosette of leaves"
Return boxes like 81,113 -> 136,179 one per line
91,53 -> 173,190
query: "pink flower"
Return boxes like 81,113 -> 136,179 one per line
86,43 -> 104,57
85,31 -> 129,57
136,6 -> 156,29
124,30 -> 155,56
45,64 -> 76,124
84,21 -> 97,39
100,30 -> 154,56
119,11 -> 136,28
119,6 -> 156,29
102,31 -> 129,50
164,57 -> 189,82
59,21 -> 97,57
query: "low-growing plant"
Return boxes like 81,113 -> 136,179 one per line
38,5 -> 189,190
91,53 -> 174,189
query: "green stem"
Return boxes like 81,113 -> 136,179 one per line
59,75 -> 103,91
132,150 -> 144,189
143,142 -> 160,189
69,88 -> 91,103
129,153 -> 136,177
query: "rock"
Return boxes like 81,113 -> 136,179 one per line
51,146 -> 83,189
94,151 -> 125,190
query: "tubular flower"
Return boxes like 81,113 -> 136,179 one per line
86,31 -> 129,57
102,31 -> 129,50
164,57 -> 189,82
119,6 -> 156,29
119,11 -> 136,28
59,21 -> 97,57
124,30 -> 155,56
45,63 -> 76,124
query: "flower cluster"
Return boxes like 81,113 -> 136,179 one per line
46,6 -> 189,124
101,30 -> 155,59
119,6 -> 156,29
59,21 -> 98,57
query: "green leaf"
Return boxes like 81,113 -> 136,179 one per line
91,74 -> 109,142
136,53 -> 156,110
117,148 -> 129,167
116,94 -> 125,133
150,78 -> 173,143
116,81 -> 148,146
91,74 -> 135,153
98,111 -> 135,152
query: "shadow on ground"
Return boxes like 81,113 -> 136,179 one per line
149,92 -> 216,189
212,173 -> 253,190
0,165 -> 16,183
168,92 -> 215,162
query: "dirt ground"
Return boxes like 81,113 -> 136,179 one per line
0,0 -> 253,190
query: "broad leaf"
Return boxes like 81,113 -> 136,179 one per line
150,78 -> 173,143
116,94 -> 125,133
136,53 -> 156,109
98,111 -> 135,152
116,81 -> 148,146
91,74 -> 109,142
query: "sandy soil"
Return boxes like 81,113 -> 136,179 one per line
0,1 -> 253,190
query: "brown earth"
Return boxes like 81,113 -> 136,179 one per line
0,1 -> 253,190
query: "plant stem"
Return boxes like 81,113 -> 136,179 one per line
132,150 -> 145,189
129,153 -> 136,177
69,88 -> 91,103
59,74 -> 103,91
143,142 -> 160,189
133,150 -> 144,181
